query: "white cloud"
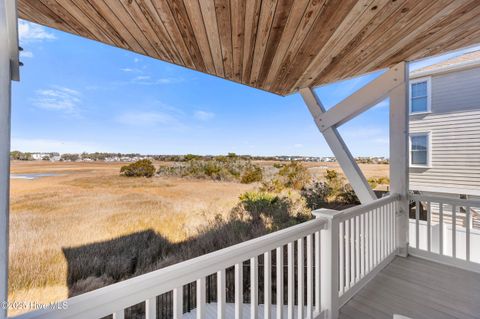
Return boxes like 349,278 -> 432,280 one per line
115,111 -> 183,128
133,75 -> 151,81
32,86 -> 82,115
11,138 -> 100,153
131,75 -> 183,85
20,50 -> 33,58
18,20 -> 56,44
121,68 -> 141,73
194,110 -> 215,121
293,143 -> 304,148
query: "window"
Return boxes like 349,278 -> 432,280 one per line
410,133 -> 430,167
410,77 -> 431,113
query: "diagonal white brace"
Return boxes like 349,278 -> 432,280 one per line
300,87 -> 377,204
316,62 -> 405,131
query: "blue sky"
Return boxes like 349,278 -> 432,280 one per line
12,20 -> 480,157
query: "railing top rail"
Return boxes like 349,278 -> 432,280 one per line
13,218 -> 327,319
410,194 -> 480,207
314,194 -> 400,222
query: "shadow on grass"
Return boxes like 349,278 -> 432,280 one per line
61,193 -> 312,318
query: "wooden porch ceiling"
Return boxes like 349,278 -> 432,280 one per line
17,0 -> 480,96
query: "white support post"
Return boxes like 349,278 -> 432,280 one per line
313,209 -> 341,319
389,62 -> 409,257
300,88 -> 376,204
0,1 -> 18,318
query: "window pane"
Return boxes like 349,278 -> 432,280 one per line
411,135 -> 428,165
411,135 -> 427,151
412,81 -> 427,98
412,151 -> 427,165
411,97 -> 427,112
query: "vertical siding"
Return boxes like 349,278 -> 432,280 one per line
410,67 -> 480,195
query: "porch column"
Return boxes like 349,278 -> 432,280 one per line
389,62 -> 409,257
0,0 -> 18,317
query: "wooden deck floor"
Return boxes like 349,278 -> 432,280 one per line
339,256 -> 480,319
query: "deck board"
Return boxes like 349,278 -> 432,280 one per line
339,256 -> 480,319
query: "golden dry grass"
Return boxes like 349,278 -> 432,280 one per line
8,160 -> 388,315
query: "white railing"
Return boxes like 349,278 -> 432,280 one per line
313,194 -> 399,310
409,194 -> 480,273
12,195 -> 402,319
13,218 -> 328,319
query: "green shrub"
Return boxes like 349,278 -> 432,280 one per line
158,158 -> 260,182
338,184 -> 360,205
231,190 -> 310,231
240,164 -> 263,184
262,161 -> 310,192
301,181 -> 331,210
367,176 -> 390,189
301,169 -> 360,209
120,159 -> 156,177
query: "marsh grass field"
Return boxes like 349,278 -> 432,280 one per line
8,160 -> 388,316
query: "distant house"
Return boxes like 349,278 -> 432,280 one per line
409,51 -> 480,198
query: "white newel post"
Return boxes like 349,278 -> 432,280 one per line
313,209 -> 341,319
389,62 -> 409,257
0,0 -> 18,317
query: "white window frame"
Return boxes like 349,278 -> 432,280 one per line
409,77 -> 431,114
409,132 -> 432,168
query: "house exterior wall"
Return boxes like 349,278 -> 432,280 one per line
409,66 -> 480,197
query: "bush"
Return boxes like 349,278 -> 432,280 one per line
301,169 -> 360,209
278,161 -> 311,190
262,161 -> 311,192
120,159 -> 156,177
338,184 -> 360,205
240,164 -> 263,184
230,190 -> 310,231
368,176 -> 390,189
158,158 -> 260,182
301,181 -> 331,210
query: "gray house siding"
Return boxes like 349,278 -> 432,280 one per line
429,66 -> 480,113
409,66 -> 480,196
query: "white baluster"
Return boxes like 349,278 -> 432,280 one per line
298,238 -> 304,319
276,247 -> 284,319
345,219 -> 350,289
427,201 -> 431,252
360,213 -> 365,277
217,269 -> 225,319
173,287 -> 183,319
415,200 -> 420,249
466,206 -> 471,261
287,242 -> 294,319
197,278 -> 206,319
146,297 -> 157,319
235,263 -> 243,319
439,203 -> 444,255
113,310 -> 124,319
339,222 -> 344,295
314,232 -> 321,314
452,205 -> 457,258
264,251 -> 271,319
306,234 -> 313,319
251,256 -> 258,319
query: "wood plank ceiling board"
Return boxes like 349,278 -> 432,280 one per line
230,0 -> 246,81
214,0 -> 234,79
199,0 -> 225,76
17,0 -> 480,96
183,0 -> 216,75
